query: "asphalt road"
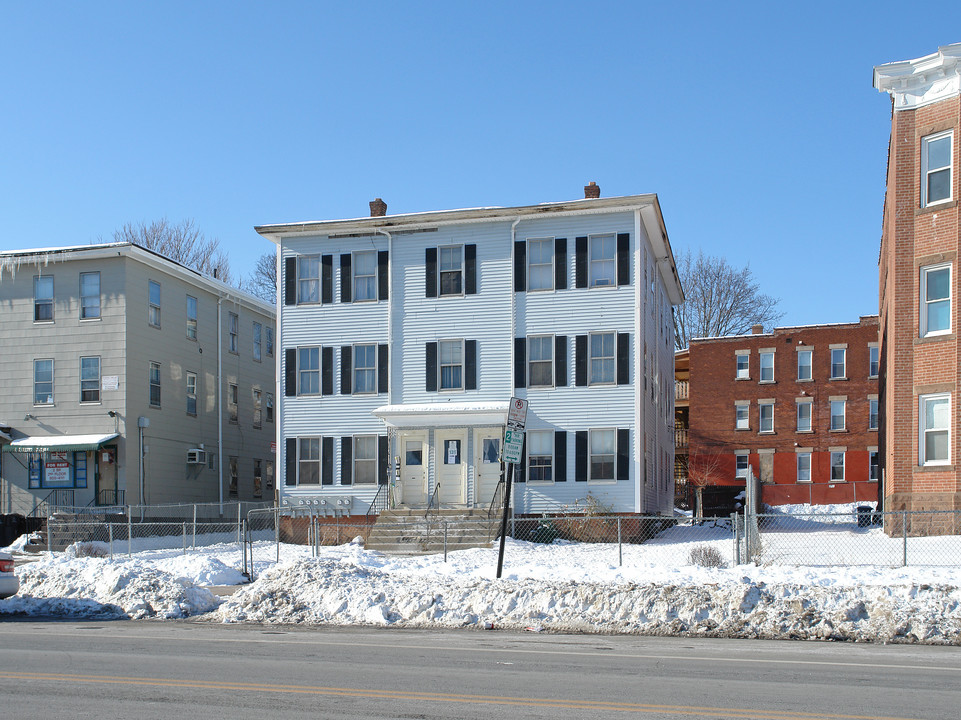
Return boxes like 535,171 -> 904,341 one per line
1,620 -> 959,719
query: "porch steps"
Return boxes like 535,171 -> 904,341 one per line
365,508 -> 499,555
22,512 -> 121,553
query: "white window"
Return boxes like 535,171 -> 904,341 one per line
736,352 -> 749,380
589,234 -> 616,287
921,130 -> 952,207
831,451 -> 845,481
869,398 -> 879,431
759,402 -> 774,433
797,349 -> 812,381
439,339 -> 463,390
797,401 -> 812,432
253,322 -> 262,362
589,429 -> 616,481
528,238 -> 553,291
253,388 -> 262,429
186,296 -> 198,340
148,280 -> 161,328
759,352 -> 774,382
589,332 -> 615,385
354,435 -> 377,484
353,344 -> 377,394
735,453 -> 749,479
735,403 -> 749,430
186,372 -> 197,415
34,276 -> 54,322
80,272 -> 100,320
830,400 -> 846,431
528,430 -> 553,482
34,359 -> 54,405
228,383 -> 238,423
921,264 -> 951,337
869,345 -> 879,378
297,256 -> 320,303
228,312 -> 239,354
266,327 -> 274,357
80,356 -> 100,403
830,348 -> 846,379
797,452 -> 811,483
869,450 -> 879,482
298,347 -> 320,395
439,246 -> 463,296
920,393 -> 950,465
298,437 -> 320,484
149,361 -> 161,407
528,335 -> 554,388
353,250 -> 377,301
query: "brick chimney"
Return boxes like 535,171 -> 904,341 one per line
751,324 -> 764,334
369,198 -> 387,217
584,181 -> 600,199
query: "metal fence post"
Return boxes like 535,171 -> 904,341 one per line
733,512 -> 741,565
444,521 -> 448,563
275,507 -> 280,564
108,523 -> 113,560
127,505 -> 132,557
510,515 -> 515,539
192,504 -> 197,549
618,517 -> 622,567
182,522 -> 187,556
903,510 -> 908,567
237,503 -> 242,545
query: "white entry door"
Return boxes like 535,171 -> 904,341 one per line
436,429 -> 467,505
474,429 -> 503,508
399,433 -> 427,506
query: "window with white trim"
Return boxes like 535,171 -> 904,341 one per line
228,312 -> 239,354
298,437 -> 320,484
148,280 -> 161,328
228,383 -> 238,424
34,359 -> 54,405
149,361 -> 161,407
735,452 -> 749,479
528,430 -> 553,482
589,234 -> 616,287
253,322 -> 262,362
80,356 -> 100,403
921,264 -> 951,337
354,435 -> 377,484
439,339 -> 463,391
830,451 -> 845,481
920,393 -> 950,465
186,372 -> 197,415
830,400 -> 846,431
797,349 -> 812,381
589,429 -> 615,481
34,276 -> 54,322
298,255 -> 320,303
186,295 -> 198,340
589,332 -> 615,385
869,450 -> 879,481
736,352 -> 749,380
830,348 -> 846,379
439,245 -> 463,296
353,250 -> 377,301
80,272 -> 100,320
921,130 -> 952,207
528,238 -> 553,291
869,398 -> 879,431
869,345 -> 879,378
759,402 -> 774,433
298,347 -> 320,395
797,452 -> 811,483
528,335 -> 553,388
797,400 -> 812,432
759,352 -> 774,382
353,344 -> 377,394
735,402 -> 749,430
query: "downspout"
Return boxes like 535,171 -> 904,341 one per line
217,297 -> 224,516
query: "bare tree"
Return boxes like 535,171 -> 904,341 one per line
113,218 -> 232,284
673,249 -> 784,350
240,251 -> 277,303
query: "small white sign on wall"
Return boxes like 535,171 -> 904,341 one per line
102,376 -> 120,391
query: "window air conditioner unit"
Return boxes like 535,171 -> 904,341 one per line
186,449 -> 207,465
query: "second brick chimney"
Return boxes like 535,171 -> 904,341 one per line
584,181 -> 600,199
369,198 -> 387,217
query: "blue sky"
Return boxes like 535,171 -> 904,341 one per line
2,2 -> 959,327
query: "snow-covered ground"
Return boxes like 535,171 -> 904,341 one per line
2,508 -> 960,644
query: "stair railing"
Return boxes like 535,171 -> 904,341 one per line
425,482 -> 440,521
487,478 -> 506,520
28,489 -> 76,519
366,483 -> 389,522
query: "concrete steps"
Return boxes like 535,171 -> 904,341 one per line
366,508 -> 499,555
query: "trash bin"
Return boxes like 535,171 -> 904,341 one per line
856,505 -> 872,528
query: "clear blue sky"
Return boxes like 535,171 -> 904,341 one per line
2,2 -> 958,328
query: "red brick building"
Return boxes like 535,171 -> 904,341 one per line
874,44 -> 961,516
687,318 -> 880,507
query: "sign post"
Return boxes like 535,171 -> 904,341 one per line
496,397 -> 528,579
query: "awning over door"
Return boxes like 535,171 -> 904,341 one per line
1,433 -> 120,454
0,429 -> 11,443
373,402 -> 509,429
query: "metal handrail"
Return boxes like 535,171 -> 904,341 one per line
366,483 -> 389,521
425,482 -> 440,521
487,478 -> 506,520
28,488 -> 76,518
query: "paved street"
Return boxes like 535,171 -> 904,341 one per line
1,621 -> 959,719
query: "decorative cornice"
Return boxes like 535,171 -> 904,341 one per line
874,43 -> 961,111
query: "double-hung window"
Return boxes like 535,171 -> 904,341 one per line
528,335 -> 554,387
735,452 -> 749,479
353,344 -> 377,394
80,272 -> 100,320
920,393 -> 950,465
228,312 -> 239,354
298,255 -> 320,303
589,332 -> 615,385
298,347 -> 320,395
228,383 -> 238,423
921,130 -> 952,207
253,322 -> 262,361
589,234 -> 616,287
265,327 -> 274,357
830,348 -> 846,379
869,345 -> 879,378
186,296 -> 198,340
869,450 -> 879,481
831,451 -> 845,481
186,372 -> 197,415
797,349 -> 812,381
35,276 -> 54,322
921,264 -> 951,337
149,362 -> 161,407
298,437 -> 321,484
759,402 -> 774,433
830,399 -> 846,431
439,339 -> 463,390
528,430 -> 553,482
735,402 -> 750,430
736,352 -> 750,380
148,280 -> 161,327
253,388 -> 262,428
797,452 -> 811,483
439,246 -> 463,296
353,251 -> 377,301
528,238 -> 553,291
80,356 -> 100,403
797,400 -> 812,432
266,393 -> 274,423
869,397 -> 879,431
354,436 -> 377,484
34,359 -> 54,405
589,429 -> 615,481
759,351 -> 774,382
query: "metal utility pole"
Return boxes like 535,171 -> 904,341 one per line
496,397 -> 528,579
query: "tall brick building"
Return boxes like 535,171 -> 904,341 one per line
687,318 -> 880,507
874,44 -> 961,515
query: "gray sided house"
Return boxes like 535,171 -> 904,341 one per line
257,191 -> 683,518
0,243 -> 276,514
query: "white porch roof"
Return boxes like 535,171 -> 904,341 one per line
2,433 -> 119,454
373,402 -> 509,429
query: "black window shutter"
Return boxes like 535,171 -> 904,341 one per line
321,255 -> 333,304
617,332 -> 630,385
378,344 -> 388,394
514,240 -> 526,292
616,233 -> 630,286
425,248 -> 437,298
516,435 -> 526,483
575,335 -> 587,386
575,431 -> 588,481
425,342 -> 437,392
617,428 -> 630,480
340,254 -> 352,303
284,257 -> 296,305
322,437 -> 333,486
322,346 -> 333,396
377,251 -> 389,301
340,437 -> 352,485
284,348 -> 296,397
554,335 -> 567,387
575,236 -> 588,288
340,345 -> 352,394
555,431 -> 567,482
465,340 -> 477,390
465,244 -> 477,295
285,437 -> 297,486
514,337 -> 526,389
555,238 -> 567,290
378,435 -> 389,485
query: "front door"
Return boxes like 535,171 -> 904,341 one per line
96,446 -> 118,505
399,433 -> 427,506
474,429 -> 503,508
436,429 -> 467,505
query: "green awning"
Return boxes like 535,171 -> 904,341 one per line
1,433 -> 119,454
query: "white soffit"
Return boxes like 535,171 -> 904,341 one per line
373,402 -> 510,429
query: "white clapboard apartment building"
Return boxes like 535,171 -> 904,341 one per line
257,186 -> 683,518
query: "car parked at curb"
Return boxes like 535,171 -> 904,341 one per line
0,551 -> 19,598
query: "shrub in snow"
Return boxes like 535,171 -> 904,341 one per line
68,542 -> 109,558
688,544 -> 725,568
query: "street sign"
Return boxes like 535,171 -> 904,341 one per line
503,428 -> 524,464
507,397 -> 528,429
